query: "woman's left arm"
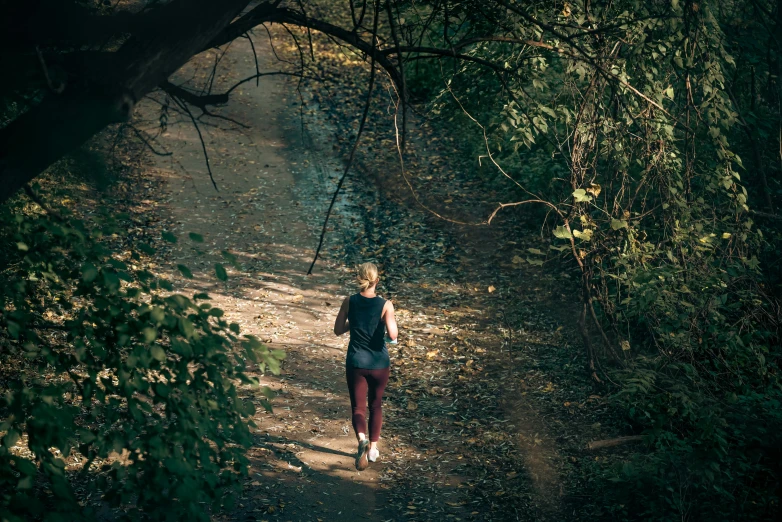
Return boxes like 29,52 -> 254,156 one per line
333,297 -> 350,336
383,300 -> 398,341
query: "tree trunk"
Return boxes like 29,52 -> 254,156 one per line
0,0 -> 254,204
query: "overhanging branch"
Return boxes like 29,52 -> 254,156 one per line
160,81 -> 229,108
210,7 -> 403,89
0,0 -> 252,204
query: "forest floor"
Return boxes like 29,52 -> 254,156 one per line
124,26 -> 626,522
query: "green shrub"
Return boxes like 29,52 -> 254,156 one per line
0,199 -> 283,521
396,0 -> 782,518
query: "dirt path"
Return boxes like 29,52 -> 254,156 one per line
131,26 -> 609,522
136,35 -> 403,520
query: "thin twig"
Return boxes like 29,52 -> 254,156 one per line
198,108 -> 251,129
244,32 -> 261,87
385,0 -> 407,152
486,200 -> 555,224
307,1 -> 380,275
389,90 -> 484,225
441,63 -> 560,214
223,71 -> 316,96
261,23 -> 296,66
129,126 -> 172,156
171,95 -> 219,192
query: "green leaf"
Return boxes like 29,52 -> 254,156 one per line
259,386 -> 277,400
13,457 -> 38,476
155,383 -> 170,398
6,321 -> 21,339
78,430 -> 96,445
573,229 -> 593,241
527,248 -> 544,255
553,225 -> 572,239
221,250 -> 242,269
162,231 -> 178,243
16,242 -> 28,252
82,263 -> 99,283
103,270 -> 120,292
138,242 -> 156,255
179,318 -> 195,339
259,399 -> 273,413
572,188 -> 592,203
108,259 -> 128,270
610,219 -> 628,230
150,345 -> 166,362
188,232 -> 204,243
214,263 -> 228,281
177,264 -> 194,279
142,327 -> 157,344
150,307 -> 165,323
17,476 -> 34,490
3,429 -> 21,448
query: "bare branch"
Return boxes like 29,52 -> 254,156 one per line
586,436 -> 643,450
308,1 -> 381,275
160,81 -> 229,108
129,126 -> 172,156
0,0 -> 251,203
169,95 -> 219,192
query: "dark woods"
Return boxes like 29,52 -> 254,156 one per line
1,0 -> 781,520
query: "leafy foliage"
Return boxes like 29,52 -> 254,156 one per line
394,0 -> 782,518
2,0 -> 781,518
0,194 -> 284,521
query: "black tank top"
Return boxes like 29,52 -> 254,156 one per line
346,294 -> 390,369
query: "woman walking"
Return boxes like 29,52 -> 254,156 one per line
333,262 -> 398,470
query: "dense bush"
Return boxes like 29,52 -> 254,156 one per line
0,193 -> 283,521
398,0 -> 782,518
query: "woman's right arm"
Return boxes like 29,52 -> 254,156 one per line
383,300 -> 398,341
333,297 -> 350,336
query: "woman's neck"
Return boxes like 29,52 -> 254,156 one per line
360,287 -> 377,298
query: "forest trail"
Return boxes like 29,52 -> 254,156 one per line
134,31 -> 595,522
139,36 -> 392,521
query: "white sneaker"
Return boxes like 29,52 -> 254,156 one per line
368,448 -> 380,462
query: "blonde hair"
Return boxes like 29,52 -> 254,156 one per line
356,262 -> 379,291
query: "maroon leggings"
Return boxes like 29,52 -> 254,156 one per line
346,366 -> 390,442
